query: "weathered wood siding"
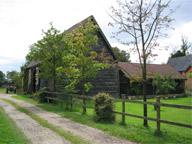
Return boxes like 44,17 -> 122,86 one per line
78,31 -> 120,97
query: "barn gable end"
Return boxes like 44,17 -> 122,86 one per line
26,15 -> 120,97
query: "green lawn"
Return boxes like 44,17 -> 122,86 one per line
13,94 -> 192,144
0,88 -> 6,94
0,106 -> 30,144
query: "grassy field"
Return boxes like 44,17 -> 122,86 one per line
13,94 -> 192,144
0,106 -> 30,144
0,88 -> 6,94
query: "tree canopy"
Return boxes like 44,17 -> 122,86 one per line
0,71 -> 5,87
171,36 -> 192,58
112,47 -> 131,62
6,71 -> 21,88
27,23 -> 68,91
109,0 -> 175,126
57,18 -> 109,94
152,73 -> 176,95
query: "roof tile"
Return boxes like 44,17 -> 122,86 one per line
118,62 -> 186,79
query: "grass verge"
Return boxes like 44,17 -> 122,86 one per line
0,88 -> 6,94
13,94 -> 192,144
2,98 -> 90,144
0,104 -> 30,144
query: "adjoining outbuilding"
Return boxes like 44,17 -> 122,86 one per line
118,62 -> 186,97
167,55 -> 192,91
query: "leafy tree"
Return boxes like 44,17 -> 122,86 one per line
28,23 -> 68,91
152,73 -> 176,95
57,18 -> 109,113
112,47 -> 131,62
25,44 -> 35,65
109,0 -> 175,126
6,71 -> 21,89
171,36 -> 192,58
58,18 -> 109,94
0,71 -> 5,87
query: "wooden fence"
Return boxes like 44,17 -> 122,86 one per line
44,91 -> 192,132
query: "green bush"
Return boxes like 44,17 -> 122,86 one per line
94,93 -> 115,122
37,87 -> 50,103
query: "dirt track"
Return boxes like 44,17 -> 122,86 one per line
0,97 -> 70,144
0,94 -> 133,144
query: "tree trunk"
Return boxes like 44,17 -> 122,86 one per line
53,79 -> 56,92
143,59 -> 148,126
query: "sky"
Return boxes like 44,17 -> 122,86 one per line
0,0 -> 192,74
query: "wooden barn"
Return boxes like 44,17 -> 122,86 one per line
26,15 -> 186,97
26,15 -> 119,97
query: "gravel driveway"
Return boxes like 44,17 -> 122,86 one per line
0,94 -> 134,144
0,98 -> 70,144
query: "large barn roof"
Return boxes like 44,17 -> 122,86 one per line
27,61 -> 40,69
118,62 -> 186,79
65,15 -> 117,60
167,55 -> 192,72
27,15 -> 117,69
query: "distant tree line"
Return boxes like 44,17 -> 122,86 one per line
0,70 -> 21,89
112,47 -> 131,62
171,36 -> 192,58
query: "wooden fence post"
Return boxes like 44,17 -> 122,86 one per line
60,94 -> 63,108
83,97 -> 86,114
122,94 -> 126,124
70,95 -> 73,111
66,95 -> 69,110
156,96 -> 161,133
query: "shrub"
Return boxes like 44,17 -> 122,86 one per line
32,92 -> 39,99
94,93 -> 115,122
37,87 -> 50,103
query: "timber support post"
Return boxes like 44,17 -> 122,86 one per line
156,96 -> 161,133
83,97 -> 86,114
122,94 -> 126,124
70,95 -> 73,111
66,95 -> 69,110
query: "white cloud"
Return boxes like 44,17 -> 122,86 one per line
0,0 -> 191,73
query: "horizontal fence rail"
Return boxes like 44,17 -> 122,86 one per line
44,91 -> 192,131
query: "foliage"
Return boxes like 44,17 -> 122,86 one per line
27,23 -> 68,91
37,87 -> 50,103
152,73 -> 176,95
6,71 -> 22,89
58,18 -> 109,94
94,93 -> 115,122
130,82 -> 142,96
171,36 -> 192,58
129,74 -> 142,95
109,0 -> 175,126
0,71 -> 5,87
112,47 -> 131,62
23,68 -> 29,92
